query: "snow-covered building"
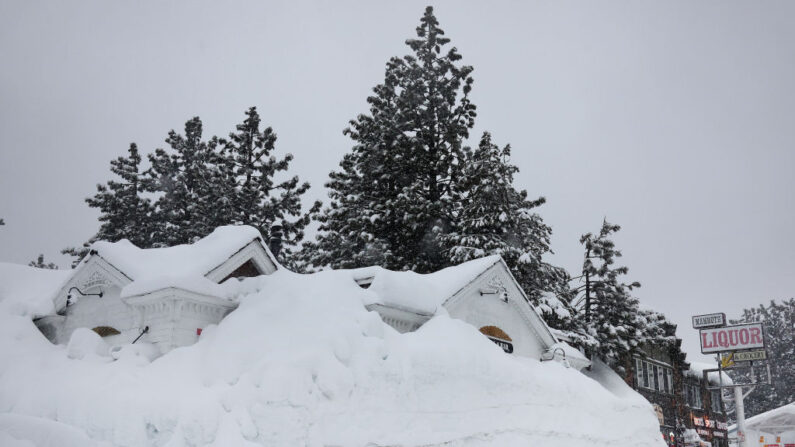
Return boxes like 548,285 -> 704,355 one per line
728,402 -> 795,446
351,256 -> 589,369
35,226 -> 279,353
24,225 -> 586,369
628,335 -> 730,446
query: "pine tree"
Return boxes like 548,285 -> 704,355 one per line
146,117 -> 217,246
303,6 -> 476,272
219,107 -> 321,262
62,143 -> 154,266
572,220 -> 645,366
729,299 -> 795,418
442,132 -> 571,309
66,110 -> 319,266
87,143 -> 155,246
29,254 -> 58,269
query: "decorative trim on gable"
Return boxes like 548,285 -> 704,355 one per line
82,270 -> 112,291
52,255 -> 132,311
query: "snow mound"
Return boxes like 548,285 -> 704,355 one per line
0,262 -> 69,318
0,268 -> 665,446
66,328 -> 111,360
0,413 -> 107,447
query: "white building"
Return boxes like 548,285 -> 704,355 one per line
30,225 -> 587,368
351,256 -> 588,368
36,226 -> 278,353
728,403 -> 795,447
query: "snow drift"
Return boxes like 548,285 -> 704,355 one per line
0,265 -> 665,446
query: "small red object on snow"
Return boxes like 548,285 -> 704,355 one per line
196,328 -> 203,336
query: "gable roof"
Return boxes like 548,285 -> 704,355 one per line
50,226 -> 278,310
349,255 -> 565,358
351,255 -> 503,315
88,225 -> 273,281
729,402 -> 795,436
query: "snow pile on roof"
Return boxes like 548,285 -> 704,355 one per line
90,225 -> 264,280
0,267 -> 666,446
0,262 -> 70,318
686,361 -> 734,385
351,255 -> 503,314
730,402 -> 795,436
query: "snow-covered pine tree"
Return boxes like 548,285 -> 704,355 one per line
87,143 -> 155,246
573,220 -> 645,366
146,117 -> 218,246
62,143 -> 155,266
303,6 -> 476,272
66,111 -> 319,265
729,299 -> 795,418
442,132 -> 571,311
28,254 -> 58,269
219,107 -> 321,264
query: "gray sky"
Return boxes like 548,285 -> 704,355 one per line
1,0 -> 793,362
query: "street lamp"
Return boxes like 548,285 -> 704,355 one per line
66,286 -> 103,306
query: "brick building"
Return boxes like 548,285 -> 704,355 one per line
622,324 -> 729,446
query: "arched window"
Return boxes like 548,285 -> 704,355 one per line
92,326 -> 121,337
479,325 -> 512,341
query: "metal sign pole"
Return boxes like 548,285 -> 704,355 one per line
734,385 -> 746,447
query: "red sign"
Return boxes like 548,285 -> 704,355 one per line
700,323 -> 764,354
196,328 -> 203,336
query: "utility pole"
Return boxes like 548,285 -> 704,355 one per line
584,268 -> 591,322
734,385 -> 747,447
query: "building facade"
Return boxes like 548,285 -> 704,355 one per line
626,335 -> 729,447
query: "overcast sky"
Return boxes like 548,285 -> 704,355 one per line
1,0 -> 793,362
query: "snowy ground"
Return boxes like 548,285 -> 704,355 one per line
0,265 -> 666,446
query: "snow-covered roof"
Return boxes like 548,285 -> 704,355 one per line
89,225 -> 266,280
729,402 -> 795,435
686,361 -> 734,386
349,255 -> 503,314
0,263 -> 70,318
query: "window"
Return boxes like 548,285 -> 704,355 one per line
635,357 -> 673,393
711,390 -> 722,413
92,326 -> 120,337
685,383 -> 702,409
636,358 -> 645,387
642,361 -> 649,388
655,365 -> 662,391
666,369 -> 673,394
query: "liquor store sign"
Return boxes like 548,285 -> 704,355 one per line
700,323 -> 764,354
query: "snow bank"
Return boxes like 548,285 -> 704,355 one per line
0,262 -> 69,318
0,268 -> 665,446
